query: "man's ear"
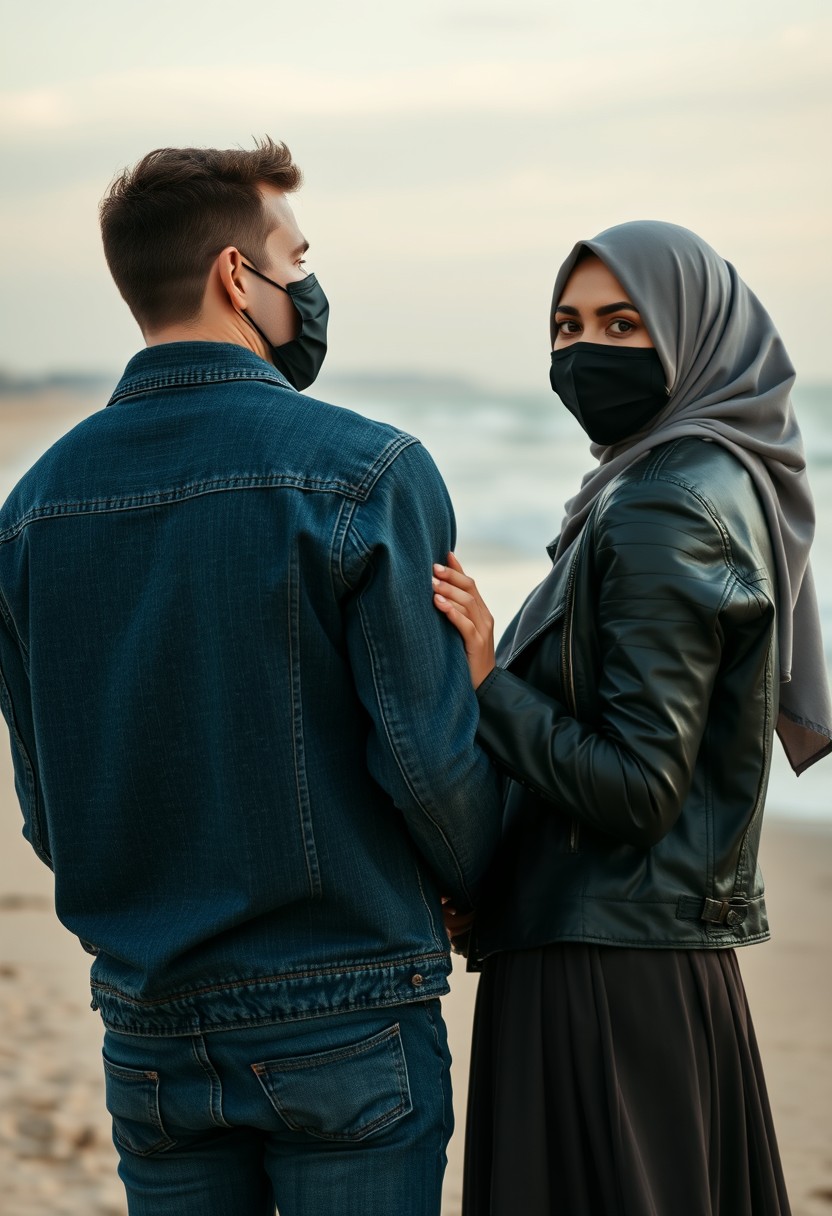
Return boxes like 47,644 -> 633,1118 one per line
216,247 -> 249,312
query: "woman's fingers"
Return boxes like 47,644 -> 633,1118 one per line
432,577 -> 475,609
434,595 -> 478,635
433,558 -> 475,592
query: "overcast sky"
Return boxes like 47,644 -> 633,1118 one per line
1,0 -> 830,390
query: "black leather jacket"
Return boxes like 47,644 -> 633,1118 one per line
470,437 -> 778,964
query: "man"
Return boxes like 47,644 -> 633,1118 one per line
0,138 -> 500,1216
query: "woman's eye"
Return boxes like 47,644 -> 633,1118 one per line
609,319 -> 635,335
557,319 -> 581,335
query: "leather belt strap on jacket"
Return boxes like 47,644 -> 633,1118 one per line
676,896 -> 749,927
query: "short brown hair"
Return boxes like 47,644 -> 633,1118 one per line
100,138 -> 302,330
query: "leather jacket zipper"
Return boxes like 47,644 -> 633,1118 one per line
561,544 -> 581,853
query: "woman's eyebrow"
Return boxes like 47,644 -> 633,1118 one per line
554,301 -> 640,317
596,301 -> 639,316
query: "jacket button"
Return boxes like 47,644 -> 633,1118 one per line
411,974 -> 424,987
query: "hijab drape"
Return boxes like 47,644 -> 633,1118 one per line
543,220 -> 830,774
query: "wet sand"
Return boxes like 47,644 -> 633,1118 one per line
0,394 -> 830,1214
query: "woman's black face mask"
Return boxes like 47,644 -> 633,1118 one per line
550,343 -> 669,445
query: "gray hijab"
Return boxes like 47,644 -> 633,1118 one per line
545,220 -> 831,774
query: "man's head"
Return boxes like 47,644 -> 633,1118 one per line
99,139 -> 307,353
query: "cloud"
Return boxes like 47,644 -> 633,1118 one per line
438,6 -> 555,33
0,23 -> 828,141
0,89 -> 74,131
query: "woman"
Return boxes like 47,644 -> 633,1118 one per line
433,221 -> 831,1216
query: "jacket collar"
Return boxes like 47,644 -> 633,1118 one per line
107,342 -> 294,407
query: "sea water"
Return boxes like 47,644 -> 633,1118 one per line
323,373 -> 832,822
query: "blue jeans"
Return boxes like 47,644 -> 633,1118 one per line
102,1000 -> 453,1216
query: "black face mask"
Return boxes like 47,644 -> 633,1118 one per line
241,264 -> 329,391
550,343 -> 669,445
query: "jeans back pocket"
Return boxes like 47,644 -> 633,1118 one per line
252,1022 -> 412,1142
102,1056 -> 176,1156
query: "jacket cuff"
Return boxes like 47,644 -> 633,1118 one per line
474,665 -> 501,699
475,667 -> 565,796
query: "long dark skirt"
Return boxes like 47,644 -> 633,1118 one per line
463,944 -> 791,1216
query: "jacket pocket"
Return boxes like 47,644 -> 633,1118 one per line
252,1023 -> 412,1141
102,1056 -> 176,1156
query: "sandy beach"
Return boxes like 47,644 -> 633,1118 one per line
0,393 -> 830,1214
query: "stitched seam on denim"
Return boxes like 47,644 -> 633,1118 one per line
288,549 -> 322,899
344,516 -> 372,584
352,433 -> 420,499
107,369 -> 291,404
99,983 -> 454,1036
0,585 -> 28,662
340,437 -> 425,569
413,859 -> 445,953
191,1034 -> 230,1128
278,1102 -> 410,1140
102,1059 -> 158,1082
255,1027 -> 410,1140
0,658 -> 46,861
276,1098 -> 409,1140
255,1023 -> 401,1072
104,1071 -> 175,1154
424,1001 -> 449,1176
332,498 -> 358,595
90,951 -> 449,1005
355,591 -> 472,902
0,480 -> 374,542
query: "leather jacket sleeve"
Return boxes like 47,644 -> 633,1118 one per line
475,477 -> 748,849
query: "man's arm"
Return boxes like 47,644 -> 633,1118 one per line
0,582 -> 51,868
341,440 -> 501,911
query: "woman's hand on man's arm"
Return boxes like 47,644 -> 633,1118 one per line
432,552 -> 496,689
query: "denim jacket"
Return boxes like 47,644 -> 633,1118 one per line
0,342 -> 500,1036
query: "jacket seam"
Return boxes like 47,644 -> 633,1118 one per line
331,498 -> 358,594
734,636 -> 775,897
0,659 -> 48,863
645,464 -> 768,590
96,985 -> 452,1035
89,951 -> 450,1006
351,433 -> 421,499
287,548 -> 322,899
107,369 -> 293,404
412,859 -> 446,953
1,439 -> 423,545
0,479 -> 381,542
477,931 -> 771,955
0,585 -> 28,661
354,590 -> 472,904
